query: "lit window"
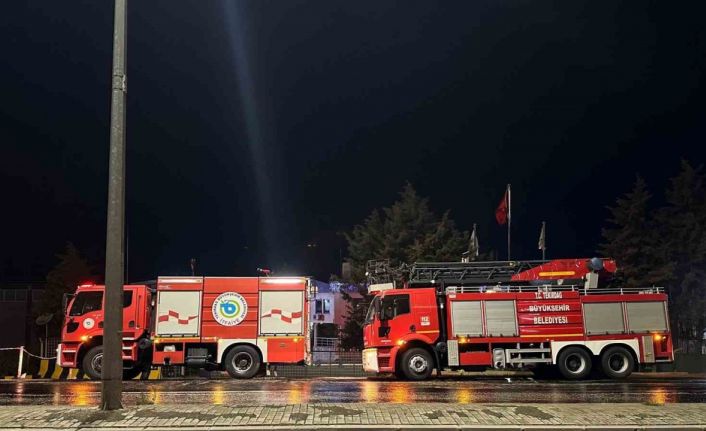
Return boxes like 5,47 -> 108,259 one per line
315,299 -> 331,314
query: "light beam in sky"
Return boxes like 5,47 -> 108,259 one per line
221,1 -> 280,267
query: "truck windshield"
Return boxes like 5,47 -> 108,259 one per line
365,296 -> 380,324
69,292 -> 103,316
68,291 -> 133,316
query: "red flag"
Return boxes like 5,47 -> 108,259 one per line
495,189 -> 509,225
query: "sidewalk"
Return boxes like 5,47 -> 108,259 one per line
0,403 -> 704,430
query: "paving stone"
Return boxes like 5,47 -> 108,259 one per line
0,403 -> 703,429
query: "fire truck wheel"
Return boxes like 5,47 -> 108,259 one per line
399,348 -> 434,381
600,346 -> 634,379
557,347 -> 592,380
224,345 -> 260,379
82,345 -> 104,380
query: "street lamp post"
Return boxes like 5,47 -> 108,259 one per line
101,0 -> 127,411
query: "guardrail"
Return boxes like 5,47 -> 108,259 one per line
314,337 -> 339,348
0,346 -> 56,378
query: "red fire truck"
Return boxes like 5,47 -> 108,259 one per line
58,276 -> 311,379
362,258 -> 673,380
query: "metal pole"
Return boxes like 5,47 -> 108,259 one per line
125,224 -> 129,283
17,346 -> 24,379
101,0 -> 127,411
507,184 -> 511,260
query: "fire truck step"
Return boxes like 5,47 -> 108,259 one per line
506,348 -> 551,354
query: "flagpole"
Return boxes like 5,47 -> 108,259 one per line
472,223 -> 478,259
507,184 -> 511,260
542,221 -> 546,260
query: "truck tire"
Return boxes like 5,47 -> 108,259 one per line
82,345 -> 104,380
601,346 -> 634,379
82,345 -> 148,380
224,345 -> 260,379
399,347 -> 434,381
557,347 -> 592,380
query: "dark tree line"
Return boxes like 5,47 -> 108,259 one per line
341,163 -> 706,350
339,184 -> 468,348
35,243 -> 94,336
600,161 -> 706,351
345,183 -> 468,283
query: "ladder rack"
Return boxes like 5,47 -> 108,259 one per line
407,260 -> 547,285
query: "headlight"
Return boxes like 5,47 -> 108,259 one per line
362,348 -> 379,372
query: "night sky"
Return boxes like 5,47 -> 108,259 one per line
2,1 -> 705,282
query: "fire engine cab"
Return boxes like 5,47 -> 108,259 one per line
362,258 -> 673,380
59,276 -> 311,379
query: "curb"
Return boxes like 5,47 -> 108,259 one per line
3,359 -> 161,380
16,426 -> 706,431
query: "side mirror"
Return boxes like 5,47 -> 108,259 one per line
61,293 -> 73,317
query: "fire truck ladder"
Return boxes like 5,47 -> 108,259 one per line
407,260 -> 547,286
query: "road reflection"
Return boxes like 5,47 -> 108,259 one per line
0,377 -> 702,406
287,381 -> 310,404
649,388 -> 667,405
361,381 -> 378,402
389,382 -> 409,403
72,383 -> 93,406
14,382 -> 23,404
454,387 -> 473,403
211,384 -> 225,405
148,387 -> 161,404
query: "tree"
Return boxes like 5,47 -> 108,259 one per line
35,243 -> 93,335
598,176 -> 673,288
338,285 -> 369,350
345,183 -> 468,283
599,161 -> 706,352
339,184 -> 468,348
654,161 -> 706,350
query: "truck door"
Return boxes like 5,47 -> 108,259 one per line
64,288 -> 138,339
155,290 -> 201,337
380,293 -> 413,342
66,291 -> 104,339
259,290 -> 305,363
121,287 -> 148,338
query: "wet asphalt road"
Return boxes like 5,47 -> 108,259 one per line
1,375 -> 704,406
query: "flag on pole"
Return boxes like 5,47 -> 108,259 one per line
468,223 -> 479,258
538,222 -> 546,251
495,187 -> 509,225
